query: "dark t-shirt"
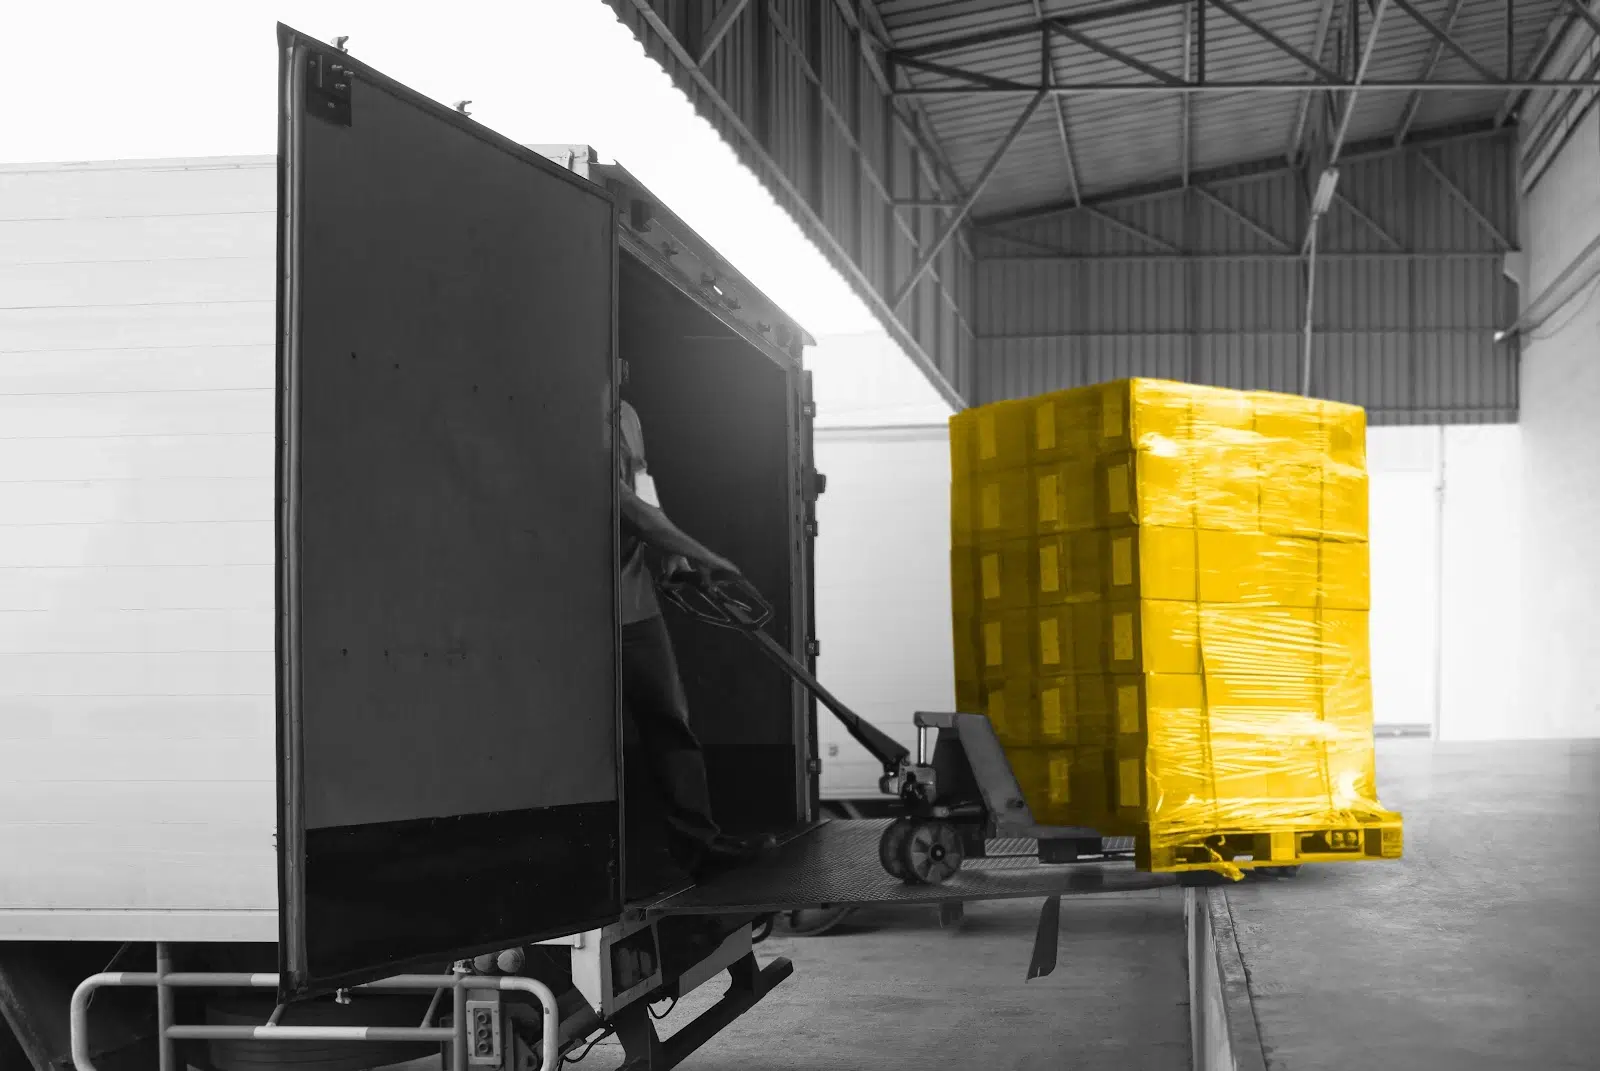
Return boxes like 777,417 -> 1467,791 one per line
618,401 -> 662,625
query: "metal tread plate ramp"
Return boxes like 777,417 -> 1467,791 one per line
646,820 -> 1175,915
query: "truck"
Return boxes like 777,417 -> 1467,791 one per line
0,28 -> 1166,1071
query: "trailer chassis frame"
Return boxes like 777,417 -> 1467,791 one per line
68,947 -> 559,1071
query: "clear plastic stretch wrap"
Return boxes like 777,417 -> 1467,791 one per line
950,379 -> 1403,878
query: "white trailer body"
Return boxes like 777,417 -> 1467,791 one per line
1,156 -> 280,943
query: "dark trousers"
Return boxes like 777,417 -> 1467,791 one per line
621,616 -> 722,863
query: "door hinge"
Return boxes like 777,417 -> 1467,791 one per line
804,521 -> 818,537
802,468 -> 828,502
802,401 -> 818,418
306,50 -> 353,126
805,638 -> 820,657
806,758 -> 823,775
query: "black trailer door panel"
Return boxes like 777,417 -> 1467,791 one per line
275,25 -> 620,995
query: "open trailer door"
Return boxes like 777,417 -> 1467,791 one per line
275,26 -> 622,996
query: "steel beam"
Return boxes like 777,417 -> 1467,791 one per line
891,78 -> 1600,96
1497,11 -> 1579,124
1050,21 -> 1186,85
895,53 -> 1038,92
1567,0 -> 1600,39
1181,1 -> 1194,187
891,0 -> 1190,60
1394,0 -> 1467,146
1034,0 -> 1084,206
981,230 -> 1077,256
698,0 -> 751,65
1506,0 -> 1516,81
1303,0 -> 1392,396
891,92 -> 1046,307
979,316 -> 1509,334
976,117 -> 1507,226
1333,190 -> 1404,249
1326,0 -> 1393,165
1391,0 -> 1502,83
1085,206 -> 1179,252
1288,0 -> 1349,161
979,251 -> 1509,263
1207,0 -> 1343,82
1416,150 -> 1512,248
1194,186 -> 1291,250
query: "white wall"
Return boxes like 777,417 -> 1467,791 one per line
805,333 -> 954,799
0,158 -> 279,937
806,331 -> 954,428
812,426 -> 955,798
1436,426 -> 1523,739
1519,106 -> 1600,739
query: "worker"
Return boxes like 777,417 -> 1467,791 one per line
616,394 -> 776,878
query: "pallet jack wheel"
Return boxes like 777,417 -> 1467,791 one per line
898,820 -> 965,886
879,818 -> 917,881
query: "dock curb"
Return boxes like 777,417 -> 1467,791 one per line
1186,887 -> 1269,1071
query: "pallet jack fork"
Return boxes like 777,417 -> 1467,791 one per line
660,574 -> 1108,886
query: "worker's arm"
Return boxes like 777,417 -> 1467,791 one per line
619,481 -> 740,579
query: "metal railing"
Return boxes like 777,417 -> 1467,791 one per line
70,945 -> 558,1071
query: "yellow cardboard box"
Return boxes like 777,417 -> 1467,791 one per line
1105,526 -> 1199,603
1107,600 -> 1202,675
1197,531 -> 1319,608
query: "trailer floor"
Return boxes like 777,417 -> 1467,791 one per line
390,890 -> 1190,1071
1219,738 -> 1600,1071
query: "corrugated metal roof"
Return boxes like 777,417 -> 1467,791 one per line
971,133 -> 1521,423
870,0 -> 1569,217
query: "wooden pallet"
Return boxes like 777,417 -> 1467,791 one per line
1138,817 -> 1403,874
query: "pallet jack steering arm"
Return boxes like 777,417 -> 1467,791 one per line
658,572 -> 912,774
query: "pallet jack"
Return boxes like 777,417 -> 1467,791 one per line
659,573 -> 1125,886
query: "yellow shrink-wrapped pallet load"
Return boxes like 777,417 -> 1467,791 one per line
950,379 -> 1403,879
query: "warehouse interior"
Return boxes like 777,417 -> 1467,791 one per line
609,0 -> 1600,744
605,0 -> 1600,1068
0,2 -> 1597,1070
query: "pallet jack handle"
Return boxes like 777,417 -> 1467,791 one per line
659,571 -> 912,773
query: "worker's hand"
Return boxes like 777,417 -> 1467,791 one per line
699,552 -> 743,583
668,551 -> 740,586
663,555 -> 696,585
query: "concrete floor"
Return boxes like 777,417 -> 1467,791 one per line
396,888 -> 1191,1070
1222,738 -> 1600,1071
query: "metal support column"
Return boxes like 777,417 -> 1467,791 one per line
1301,226 -> 1320,394
1301,0 -> 1392,393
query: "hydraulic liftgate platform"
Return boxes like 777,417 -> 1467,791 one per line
644,820 -> 1173,916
